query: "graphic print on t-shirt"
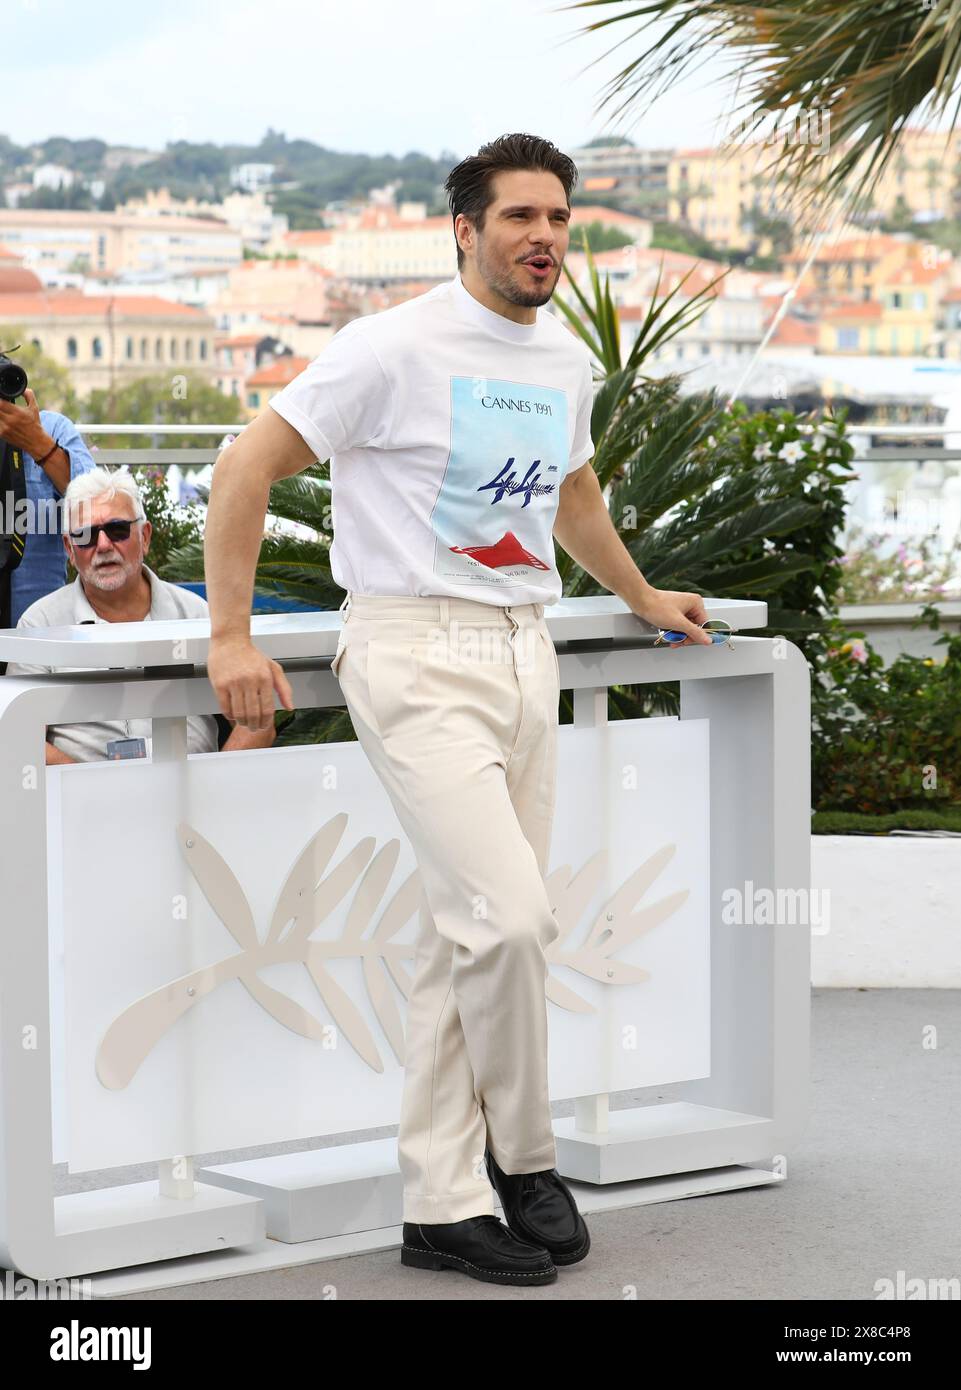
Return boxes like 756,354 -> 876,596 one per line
430,375 -> 569,589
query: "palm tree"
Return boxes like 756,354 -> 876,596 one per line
561,0 -> 961,219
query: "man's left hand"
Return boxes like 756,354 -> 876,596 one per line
633,587 -> 714,646
0,387 -> 46,455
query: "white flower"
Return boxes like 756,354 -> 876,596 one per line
753,442 -> 773,460
811,432 -> 826,451
778,440 -> 805,463
707,435 -> 717,447
799,423 -> 814,435
776,422 -> 786,431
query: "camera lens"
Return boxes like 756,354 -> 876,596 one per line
0,359 -> 28,401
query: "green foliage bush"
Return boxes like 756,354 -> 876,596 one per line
811,604 -> 961,815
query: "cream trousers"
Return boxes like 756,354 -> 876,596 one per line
331,590 -> 561,1224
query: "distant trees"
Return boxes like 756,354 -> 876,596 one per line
84,375 -> 241,447
0,331 -> 82,418
574,220 -> 636,252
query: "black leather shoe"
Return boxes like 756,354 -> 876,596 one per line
485,1149 -> 590,1266
401,1214 -> 557,1285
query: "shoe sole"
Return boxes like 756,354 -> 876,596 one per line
401,1244 -> 557,1285
490,1199 -> 592,1267
495,1214 -> 591,1266
550,1230 -> 591,1266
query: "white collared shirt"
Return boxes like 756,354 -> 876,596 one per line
6,564 -> 219,762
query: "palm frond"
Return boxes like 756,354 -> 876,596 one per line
561,0 -> 961,219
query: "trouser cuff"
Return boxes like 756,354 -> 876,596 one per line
403,1186 -> 495,1225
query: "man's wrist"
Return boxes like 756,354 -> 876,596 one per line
625,576 -> 656,615
31,433 -> 60,466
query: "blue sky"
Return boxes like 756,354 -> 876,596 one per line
6,0 -> 739,157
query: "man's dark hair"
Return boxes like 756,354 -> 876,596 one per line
444,133 -> 579,270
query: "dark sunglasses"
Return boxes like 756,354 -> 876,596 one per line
68,516 -> 145,548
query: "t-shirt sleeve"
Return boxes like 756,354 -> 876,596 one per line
567,357 -> 595,472
267,325 -> 392,460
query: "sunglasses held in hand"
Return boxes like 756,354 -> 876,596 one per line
654,619 -> 735,649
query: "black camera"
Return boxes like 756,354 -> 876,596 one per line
0,344 -> 28,623
0,344 -> 28,402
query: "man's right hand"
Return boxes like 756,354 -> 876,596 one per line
207,635 -> 294,731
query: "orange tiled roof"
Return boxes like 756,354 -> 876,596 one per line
247,355 -> 311,387
355,208 -> 449,231
0,291 -> 205,318
782,235 -> 906,265
215,333 -> 263,347
769,317 -> 819,347
571,203 -> 649,226
822,299 -> 883,320
0,266 -> 43,294
235,256 -> 333,279
0,207 -> 231,233
884,264 -> 949,286
284,230 -> 334,245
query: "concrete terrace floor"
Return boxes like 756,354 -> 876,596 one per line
52,988 -> 960,1301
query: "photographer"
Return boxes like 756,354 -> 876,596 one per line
0,368 -> 96,629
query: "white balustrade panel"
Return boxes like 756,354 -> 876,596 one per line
52,717 -> 711,1172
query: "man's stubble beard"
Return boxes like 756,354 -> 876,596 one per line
83,546 -> 143,592
474,237 -> 561,309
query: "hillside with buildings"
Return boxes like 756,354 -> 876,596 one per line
3,129 -> 961,426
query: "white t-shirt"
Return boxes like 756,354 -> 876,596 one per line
268,273 -> 595,607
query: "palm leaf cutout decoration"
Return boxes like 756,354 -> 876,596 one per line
96,815 -> 690,1088
545,845 -> 689,998
95,815 -> 419,1086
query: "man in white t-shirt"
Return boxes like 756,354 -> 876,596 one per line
203,133 -> 712,1287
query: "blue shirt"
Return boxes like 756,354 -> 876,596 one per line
10,410 -> 97,625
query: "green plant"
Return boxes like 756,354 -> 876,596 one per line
552,240 -> 858,716
570,219 -> 636,252
811,604 -> 961,814
0,327 -> 82,417
834,522 -> 961,605
166,463 -> 338,607
83,374 -> 243,448
692,402 -> 857,652
131,466 -> 205,579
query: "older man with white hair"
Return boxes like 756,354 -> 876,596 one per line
5,467 -> 276,764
